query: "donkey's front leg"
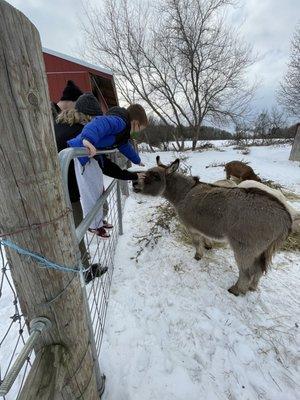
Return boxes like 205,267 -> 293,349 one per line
191,234 -> 205,260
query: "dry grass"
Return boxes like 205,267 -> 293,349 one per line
184,142 -> 224,152
155,202 -> 176,231
282,232 -> 300,252
233,145 -> 251,155
205,161 -> 226,169
261,179 -> 300,201
155,203 -> 227,250
133,202 -> 176,261
261,179 -> 284,190
241,148 -> 250,155
282,191 -> 300,201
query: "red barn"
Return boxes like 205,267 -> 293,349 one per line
43,48 -> 118,112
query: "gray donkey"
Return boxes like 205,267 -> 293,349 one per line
133,157 -> 292,296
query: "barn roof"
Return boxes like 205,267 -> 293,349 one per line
42,47 -> 113,76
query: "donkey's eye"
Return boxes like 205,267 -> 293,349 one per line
152,173 -> 161,181
144,172 -> 161,184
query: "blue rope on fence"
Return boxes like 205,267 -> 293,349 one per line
0,239 -> 90,273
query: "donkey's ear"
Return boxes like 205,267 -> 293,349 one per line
166,159 -> 180,175
157,156 -> 168,168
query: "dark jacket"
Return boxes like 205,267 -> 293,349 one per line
105,106 -> 131,146
54,121 -> 138,203
51,102 -> 61,120
67,107 -> 141,166
55,121 -> 83,203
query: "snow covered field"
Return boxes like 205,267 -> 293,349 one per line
1,143 -> 299,400
101,143 -> 300,400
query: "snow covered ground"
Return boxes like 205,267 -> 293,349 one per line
1,143 -> 299,400
101,143 -> 300,400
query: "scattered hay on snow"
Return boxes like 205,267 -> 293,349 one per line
261,179 -> 300,201
282,232 -> 300,252
205,161 -> 226,169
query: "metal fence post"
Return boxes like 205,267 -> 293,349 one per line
116,180 -> 124,235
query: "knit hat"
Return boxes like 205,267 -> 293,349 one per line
75,93 -> 102,116
60,80 -> 83,101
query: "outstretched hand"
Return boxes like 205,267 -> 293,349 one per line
83,139 -> 97,157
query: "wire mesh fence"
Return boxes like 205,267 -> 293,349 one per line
0,154 -> 128,398
0,245 -> 33,400
82,179 -> 124,357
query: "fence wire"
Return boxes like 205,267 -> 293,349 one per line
82,180 -> 124,356
0,245 -> 32,400
0,148 -> 128,398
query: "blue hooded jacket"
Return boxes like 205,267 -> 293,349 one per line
67,115 -> 141,166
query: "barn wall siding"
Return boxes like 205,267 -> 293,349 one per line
43,52 -> 117,107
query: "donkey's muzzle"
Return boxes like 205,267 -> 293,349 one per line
132,180 -> 141,192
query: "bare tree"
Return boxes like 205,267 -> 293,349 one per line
233,121 -> 250,146
249,107 -> 288,142
252,110 -> 270,140
268,106 -> 287,135
278,25 -> 300,118
81,0 -> 255,150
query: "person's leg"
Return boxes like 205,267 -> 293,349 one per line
71,200 -> 89,268
72,200 -> 107,280
102,185 -> 113,229
74,159 -> 104,229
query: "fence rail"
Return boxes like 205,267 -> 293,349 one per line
0,244 -> 33,400
0,148 -> 127,398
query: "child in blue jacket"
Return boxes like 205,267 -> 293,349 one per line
68,95 -> 147,238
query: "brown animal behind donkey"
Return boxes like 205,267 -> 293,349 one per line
133,157 -> 292,296
225,160 -> 261,182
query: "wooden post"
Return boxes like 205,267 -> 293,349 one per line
20,345 -> 70,399
289,123 -> 300,161
0,1 -> 101,398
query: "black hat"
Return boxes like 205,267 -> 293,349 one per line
75,93 -> 102,116
60,80 -> 83,101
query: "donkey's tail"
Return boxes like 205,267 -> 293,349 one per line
262,232 -> 289,273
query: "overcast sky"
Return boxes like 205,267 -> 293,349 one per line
6,0 -> 300,117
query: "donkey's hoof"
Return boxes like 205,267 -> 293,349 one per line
248,286 -> 257,292
228,285 -> 240,296
194,253 -> 202,261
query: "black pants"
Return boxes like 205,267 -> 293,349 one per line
72,200 -> 89,268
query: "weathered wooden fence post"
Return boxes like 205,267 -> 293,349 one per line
0,1 -> 101,398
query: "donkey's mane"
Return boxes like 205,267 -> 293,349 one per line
191,176 -> 233,189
